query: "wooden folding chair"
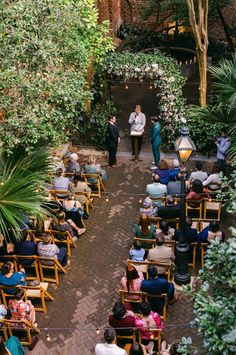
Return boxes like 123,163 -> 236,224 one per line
142,292 -> 167,320
23,283 -> 54,313
3,319 -> 40,346
119,290 -> 144,308
186,199 -> 203,219
137,328 -> 163,355
191,219 -> 201,232
38,257 -> 66,286
116,328 -> 137,346
199,219 -> 211,232
74,191 -> 93,214
81,173 -> 105,198
127,260 -> 172,282
203,199 -> 222,220
50,189 -> 69,201
149,197 -> 165,208
0,255 -> 17,271
15,255 -> 40,281
133,237 -> 156,251
200,243 -> 209,269
0,320 -> 8,341
46,229 -> 76,257
188,242 -> 197,270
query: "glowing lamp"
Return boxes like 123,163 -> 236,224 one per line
174,127 -> 196,163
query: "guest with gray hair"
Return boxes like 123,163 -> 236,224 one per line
139,197 -> 158,217
169,159 -> 180,181
66,153 -> 80,174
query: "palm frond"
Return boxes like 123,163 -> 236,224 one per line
188,104 -> 236,124
209,53 -> 236,108
0,148 -> 51,242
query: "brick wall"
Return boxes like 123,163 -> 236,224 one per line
97,0 -> 236,41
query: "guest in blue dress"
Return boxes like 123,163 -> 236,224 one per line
0,262 -> 26,294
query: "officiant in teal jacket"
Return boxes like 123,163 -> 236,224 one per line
150,116 -> 161,167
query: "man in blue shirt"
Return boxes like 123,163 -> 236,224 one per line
215,128 -> 231,174
141,266 -> 178,312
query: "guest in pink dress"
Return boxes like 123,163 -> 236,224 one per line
120,264 -> 144,301
134,302 -> 164,351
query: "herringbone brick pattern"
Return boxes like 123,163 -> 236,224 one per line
30,159 -> 202,354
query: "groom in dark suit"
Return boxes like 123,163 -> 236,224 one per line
107,115 -> 120,167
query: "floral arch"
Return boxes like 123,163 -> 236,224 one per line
101,50 -> 187,146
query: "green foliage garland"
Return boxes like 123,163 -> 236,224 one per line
100,51 -> 187,146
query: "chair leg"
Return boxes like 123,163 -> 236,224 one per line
193,246 -> 196,270
41,293 -> 47,314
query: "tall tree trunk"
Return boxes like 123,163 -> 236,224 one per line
198,50 -> 207,107
187,0 -> 209,107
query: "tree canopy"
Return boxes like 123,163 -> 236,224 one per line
0,0 -> 113,154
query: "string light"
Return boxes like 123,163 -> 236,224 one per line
150,334 -> 155,340
149,84 -> 153,90
105,193 -> 109,202
0,182 -> 3,185
139,196 -> 142,204
125,84 -> 129,90
46,328 -> 51,341
96,328 -> 101,335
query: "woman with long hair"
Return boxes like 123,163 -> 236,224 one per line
120,264 -> 144,300
133,214 -> 156,250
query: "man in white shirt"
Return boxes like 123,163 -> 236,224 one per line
146,174 -> 167,206
128,104 -> 146,158
95,327 -> 127,355
189,162 -> 208,182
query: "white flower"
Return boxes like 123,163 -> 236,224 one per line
180,117 -> 187,123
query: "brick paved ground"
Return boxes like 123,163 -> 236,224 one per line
30,156 -> 215,354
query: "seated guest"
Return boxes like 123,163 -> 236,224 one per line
37,233 -> 69,267
129,240 -> 145,262
158,195 -> 180,219
147,233 -> 175,274
9,288 -> 36,327
120,264 -> 144,300
175,217 -> 197,244
72,173 -> 91,206
202,163 -> 222,191
168,159 -> 180,181
146,174 -> 167,206
186,179 -> 207,200
109,301 -> 135,335
139,197 -> 158,217
57,211 -> 85,237
133,214 -> 156,249
84,156 -> 107,183
0,335 -> 26,355
14,230 -> 38,266
53,168 -> 71,198
167,173 -> 181,196
153,160 -> 170,185
141,267 -> 178,311
63,192 -> 86,230
134,302 -> 164,345
128,343 -> 147,355
0,304 -> 7,321
198,220 -> 225,243
0,262 -> 26,294
155,221 -> 175,241
95,327 -> 127,355
189,161 -> 208,183
66,153 -> 80,174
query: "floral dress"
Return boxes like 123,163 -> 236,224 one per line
9,299 -> 35,328
134,311 -> 165,340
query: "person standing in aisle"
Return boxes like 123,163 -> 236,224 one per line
128,105 -> 146,157
107,114 -> 120,168
150,116 -> 161,168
